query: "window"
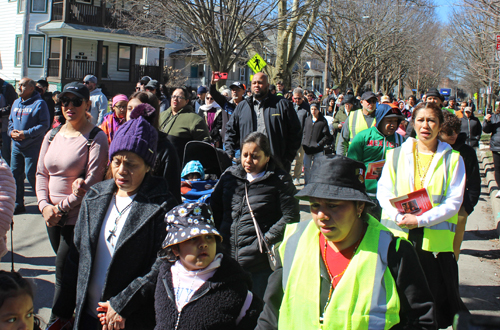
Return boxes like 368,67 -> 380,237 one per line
18,0 -> 26,13
31,0 -> 47,12
28,35 -> 45,67
117,44 -> 130,71
15,35 -> 22,67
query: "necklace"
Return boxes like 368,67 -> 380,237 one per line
320,234 -> 363,325
174,269 -> 200,330
415,145 -> 435,187
107,194 -> 134,246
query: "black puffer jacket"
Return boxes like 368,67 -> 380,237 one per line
211,160 -> 300,273
483,114 -> 500,151
452,132 -> 481,215
302,113 -> 333,155
154,254 -> 263,330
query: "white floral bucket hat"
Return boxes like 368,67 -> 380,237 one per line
161,202 -> 222,249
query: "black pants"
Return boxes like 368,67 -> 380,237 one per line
47,225 -> 75,323
492,151 -> 500,189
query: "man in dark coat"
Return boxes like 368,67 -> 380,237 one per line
460,107 -> 481,148
37,79 -> 56,127
224,73 -> 301,172
0,78 -> 18,164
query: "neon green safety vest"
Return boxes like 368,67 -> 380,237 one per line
348,110 -> 376,144
380,146 -> 460,252
278,217 -> 400,330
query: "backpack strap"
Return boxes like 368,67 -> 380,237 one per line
48,125 -> 63,144
86,126 -> 102,150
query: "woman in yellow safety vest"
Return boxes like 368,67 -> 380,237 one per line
256,155 -> 436,330
377,102 -> 469,329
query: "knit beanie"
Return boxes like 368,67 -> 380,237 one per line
109,116 -> 158,167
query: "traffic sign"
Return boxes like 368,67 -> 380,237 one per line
247,53 -> 266,73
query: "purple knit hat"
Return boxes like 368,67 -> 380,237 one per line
109,116 -> 158,167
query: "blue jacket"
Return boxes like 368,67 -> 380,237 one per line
8,91 -> 50,150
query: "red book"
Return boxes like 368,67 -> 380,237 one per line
365,160 -> 385,180
389,188 -> 433,216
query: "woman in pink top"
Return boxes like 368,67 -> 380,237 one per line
35,82 -> 109,323
0,157 -> 15,260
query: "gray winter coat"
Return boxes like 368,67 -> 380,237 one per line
52,174 -> 177,329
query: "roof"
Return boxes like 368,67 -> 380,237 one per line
39,22 -> 170,48
305,69 -> 323,77
169,48 -> 207,57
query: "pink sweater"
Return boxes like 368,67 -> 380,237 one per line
0,158 -> 15,259
36,128 -> 109,226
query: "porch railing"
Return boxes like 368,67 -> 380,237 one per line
51,0 -> 103,26
66,60 -> 97,79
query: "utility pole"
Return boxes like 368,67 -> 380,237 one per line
323,0 -> 332,93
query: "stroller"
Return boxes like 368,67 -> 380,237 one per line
180,141 -> 232,203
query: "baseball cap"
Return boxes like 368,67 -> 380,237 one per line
229,82 -> 246,90
361,91 -> 377,101
59,82 -> 90,100
83,75 -> 97,84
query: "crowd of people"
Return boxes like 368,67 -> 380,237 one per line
0,72 -> 490,329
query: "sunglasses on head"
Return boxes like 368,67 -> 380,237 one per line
60,96 -> 83,107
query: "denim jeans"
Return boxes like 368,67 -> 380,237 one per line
303,151 -> 324,184
11,145 -> 40,207
1,130 -> 11,166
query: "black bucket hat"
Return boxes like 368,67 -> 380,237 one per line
161,202 -> 222,249
295,155 -> 376,206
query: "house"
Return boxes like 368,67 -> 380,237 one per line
167,46 -> 253,90
0,0 -> 170,96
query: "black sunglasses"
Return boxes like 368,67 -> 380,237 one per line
60,96 -> 83,107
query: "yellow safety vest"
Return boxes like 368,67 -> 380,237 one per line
348,110 -> 376,144
380,147 -> 460,252
278,217 -> 400,330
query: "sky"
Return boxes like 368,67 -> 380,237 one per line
434,0 -> 455,23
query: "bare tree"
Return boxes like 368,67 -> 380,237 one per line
307,0 -> 448,97
448,0 -> 499,106
109,0 -> 281,87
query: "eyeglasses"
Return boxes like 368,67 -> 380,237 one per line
83,81 -> 91,85
60,97 -> 84,107
172,95 -> 185,100
367,99 -> 377,103
114,105 -> 127,110
206,97 -> 213,100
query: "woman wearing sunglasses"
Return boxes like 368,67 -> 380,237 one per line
198,92 -> 224,147
35,82 -> 109,323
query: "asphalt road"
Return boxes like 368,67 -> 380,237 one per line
1,177 -> 499,328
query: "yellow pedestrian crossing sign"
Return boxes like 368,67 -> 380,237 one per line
248,54 -> 266,73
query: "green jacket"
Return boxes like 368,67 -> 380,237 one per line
331,107 -> 348,145
159,105 -> 210,160
347,126 -> 404,197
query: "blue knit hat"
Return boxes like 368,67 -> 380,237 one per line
109,117 -> 158,167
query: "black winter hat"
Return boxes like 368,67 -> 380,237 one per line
295,155 -> 376,206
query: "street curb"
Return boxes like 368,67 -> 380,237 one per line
478,147 -> 500,238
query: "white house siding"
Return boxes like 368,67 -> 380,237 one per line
0,0 -> 51,82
